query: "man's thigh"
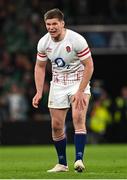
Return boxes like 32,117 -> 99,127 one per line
48,82 -> 70,109
71,94 -> 90,129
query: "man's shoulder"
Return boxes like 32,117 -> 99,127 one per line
67,29 -> 85,40
38,33 -> 50,43
37,33 -> 50,50
67,29 -> 82,36
67,29 -> 89,52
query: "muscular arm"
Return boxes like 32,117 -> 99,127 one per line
32,60 -> 47,108
72,56 -> 94,111
79,56 -> 94,92
35,60 -> 47,95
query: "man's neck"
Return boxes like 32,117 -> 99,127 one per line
53,28 -> 66,42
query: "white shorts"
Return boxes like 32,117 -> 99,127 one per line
48,81 -> 91,109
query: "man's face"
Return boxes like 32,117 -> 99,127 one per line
45,18 -> 64,39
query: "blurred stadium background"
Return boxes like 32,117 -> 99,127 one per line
0,0 -> 127,145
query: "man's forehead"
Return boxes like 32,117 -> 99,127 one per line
45,18 -> 62,23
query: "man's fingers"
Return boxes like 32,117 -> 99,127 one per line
72,95 -> 86,111
71,96 -> 75,103
79,100 -> 84,111
75,99 -> 86,111
32,97 -> 40,108
75,99 -> 79,110
83,98 -> 87,106
32,101 -> 38,108
33,104 -> 38,108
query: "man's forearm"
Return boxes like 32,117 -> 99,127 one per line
34,64 -> 46,96
78,59 -> 94,92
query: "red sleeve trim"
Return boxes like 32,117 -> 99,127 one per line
37,53 -> 47,58
77,47 -> 89,55
77,50 -> 90,58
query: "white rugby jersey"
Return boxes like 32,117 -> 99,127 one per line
37,29 -> 91,85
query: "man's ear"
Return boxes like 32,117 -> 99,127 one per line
62,20 -> 65,27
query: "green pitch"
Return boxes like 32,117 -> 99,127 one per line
0,144 -> 127,179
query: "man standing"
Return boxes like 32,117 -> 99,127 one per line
32,8 -> 94,172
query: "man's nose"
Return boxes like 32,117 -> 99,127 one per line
49,25 -> 54,30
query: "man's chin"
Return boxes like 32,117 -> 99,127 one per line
50,34 -> 57,38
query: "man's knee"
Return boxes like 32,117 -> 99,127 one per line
52,120 -> 63,133
52,123 -> 65,141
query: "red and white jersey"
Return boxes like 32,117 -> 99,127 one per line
37,29 -> 91,85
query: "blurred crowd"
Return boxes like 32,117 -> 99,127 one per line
88,80 -> 127,143
0,0 -> 127,143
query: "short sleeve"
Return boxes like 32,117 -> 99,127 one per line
36,37 -> 48,61
74,34 -> 91,61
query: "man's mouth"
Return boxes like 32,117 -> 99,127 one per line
49,31 -> 57,35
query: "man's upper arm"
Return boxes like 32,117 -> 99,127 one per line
36,52 -> 48,62
74,33 -> 91,61
35,59 -> 47,69
37,36 -> 48,62
81,56 -> 94,70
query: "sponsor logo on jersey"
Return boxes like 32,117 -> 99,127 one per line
66,46 -> 71,53
55,58 -> 65,67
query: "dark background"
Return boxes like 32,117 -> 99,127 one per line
93,54 -> 127,97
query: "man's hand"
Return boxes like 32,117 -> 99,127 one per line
32,93 -> 42,108
71,91 -> 87,111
